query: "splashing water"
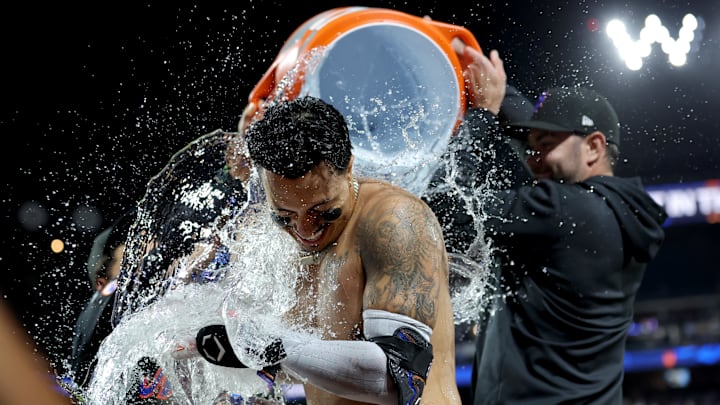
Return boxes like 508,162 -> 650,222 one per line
78,40 -> 503,404
111,131 -> 248,325
77,128 -> 334,403
85,205 -> 311,404
259,40 -> 458,197
254,43 -> 501,327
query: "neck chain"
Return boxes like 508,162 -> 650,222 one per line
351,174 -> 359,201
299,243 -> 337,267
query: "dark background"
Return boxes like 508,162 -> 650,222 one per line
1,0 -> 718,397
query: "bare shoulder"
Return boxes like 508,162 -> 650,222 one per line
358,181 -> 443,240
356,180 -> 447,324
358,180 -> 439,224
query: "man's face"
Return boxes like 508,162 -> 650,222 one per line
95,243 -> 125,291
526,129 -> 590,183
107,244 -> 125,280
225,134 -> 251,182
262,162 -> 354,253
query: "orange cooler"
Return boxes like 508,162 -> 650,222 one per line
249,7 -> 481,195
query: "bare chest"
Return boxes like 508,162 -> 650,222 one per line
293,248 -> 364,339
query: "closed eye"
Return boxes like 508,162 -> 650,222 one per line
270,212 -> 291,227
318,207 -> 342,222
270,207 -> 343,226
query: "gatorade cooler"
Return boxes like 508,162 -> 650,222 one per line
249,7 -> 481,195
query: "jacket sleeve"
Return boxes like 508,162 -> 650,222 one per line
483,180 -> 568,240
422,108 -> 532,255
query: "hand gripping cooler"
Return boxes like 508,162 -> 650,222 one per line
248,7 -> 481,195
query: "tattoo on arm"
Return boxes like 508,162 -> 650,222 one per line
361,195 -> 445,325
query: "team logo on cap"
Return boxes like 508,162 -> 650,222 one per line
581,115 -> 594,127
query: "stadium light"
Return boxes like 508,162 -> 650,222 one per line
606,13 -> 699,70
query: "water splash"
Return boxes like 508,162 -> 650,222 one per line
84,200 -> 313,403
80,40 -> 504,404
86,285 -> 282,404
112,131 -> 251,326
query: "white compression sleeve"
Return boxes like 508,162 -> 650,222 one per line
280,309 -> 432,404
362,309 -> 432,342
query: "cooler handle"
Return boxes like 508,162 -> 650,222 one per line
425,20 -> 482,52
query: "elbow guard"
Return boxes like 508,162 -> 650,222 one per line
195,324 -> 285,387
371,327 -> 433,405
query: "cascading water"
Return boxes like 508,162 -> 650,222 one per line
77,16 -> 502,403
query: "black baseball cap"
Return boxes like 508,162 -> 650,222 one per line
510,87 -> 620,146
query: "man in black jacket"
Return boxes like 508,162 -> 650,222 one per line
424,44 -> 668,404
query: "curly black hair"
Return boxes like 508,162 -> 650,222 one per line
246,96 -> 352,178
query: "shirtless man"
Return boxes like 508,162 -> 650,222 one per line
186,96 -> 461,405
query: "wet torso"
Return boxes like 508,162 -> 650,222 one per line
292,179 -> 461,405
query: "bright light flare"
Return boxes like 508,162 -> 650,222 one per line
607,13 -> 699,70
51,239 -> 65,254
